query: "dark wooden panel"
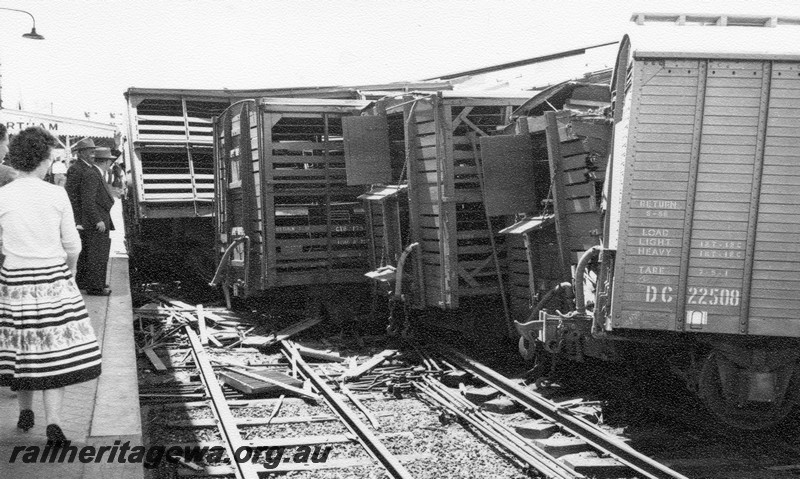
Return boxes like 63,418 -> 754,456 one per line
478,134 -> 537,215
342,116 -> 392,185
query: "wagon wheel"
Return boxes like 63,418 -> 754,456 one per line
698,351 -> 795,430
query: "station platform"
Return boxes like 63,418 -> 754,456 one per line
0,202 -> 143,479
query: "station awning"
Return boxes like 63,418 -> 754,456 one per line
0,108 -> 118,139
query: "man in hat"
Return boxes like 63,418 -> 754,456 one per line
65,138 -> 99,292
76,147 -> 116,296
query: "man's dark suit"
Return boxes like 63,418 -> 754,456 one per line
65,159 -> 93,289
68,161 -> 115,291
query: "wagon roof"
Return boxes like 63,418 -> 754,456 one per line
257,97 -> 373,109
630,17 -> 800,61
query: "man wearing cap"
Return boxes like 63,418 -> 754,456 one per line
77,147 -> 116,295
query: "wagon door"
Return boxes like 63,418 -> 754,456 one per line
259,100 -> 372,288
214,101 -> 263,296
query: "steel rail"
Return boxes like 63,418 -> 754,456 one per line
281,341 -> 415,479
185,325 -> 261,479
415,378 -> 580,479
442,348 -> 691,479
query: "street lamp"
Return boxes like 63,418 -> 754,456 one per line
0,7 -> 45,109
0,8 -> 45,40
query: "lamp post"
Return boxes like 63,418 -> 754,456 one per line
0,7 -> 45,109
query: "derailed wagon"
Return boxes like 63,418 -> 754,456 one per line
212,98 -> 393,317
357,91 -> 538,336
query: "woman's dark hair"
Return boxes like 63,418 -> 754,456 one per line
6,127 -> 58,172
0,123 -> 7,141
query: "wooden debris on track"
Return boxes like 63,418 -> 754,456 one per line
292,342 -> 347,363
136,296 -> 325,354
219,367 -> 317,400
224,367 -> 320,402
141,347 -> 167,371
340,349 -> 398,382
241,316 -> 323,348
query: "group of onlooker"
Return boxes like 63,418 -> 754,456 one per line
65,138 -> 116,296
0,124 -> 115,446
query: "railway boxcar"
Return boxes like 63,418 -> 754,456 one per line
212,98 -> 390,301
519,15 -> 800,429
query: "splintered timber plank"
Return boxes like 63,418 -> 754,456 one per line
159,296 -> 229,326
142,347 -> 168,371
340,350 -> 398,382
293,343 -> 347,363
241,317 -> 322,347
219,368 -> 307,396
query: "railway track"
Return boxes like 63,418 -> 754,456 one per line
168,328 -> 421,478
434,348 -> 690,479
137,300 -> 435,478
135,298 -> 697,479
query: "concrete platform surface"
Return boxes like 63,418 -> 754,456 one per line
0,201 -> 143,479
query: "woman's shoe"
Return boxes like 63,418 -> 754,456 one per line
46,424 -> 68,445
17,409 -> 34,432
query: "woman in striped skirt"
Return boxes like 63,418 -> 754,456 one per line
0,127 -> 102,444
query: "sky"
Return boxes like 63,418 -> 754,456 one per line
0,0 -> 796,123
